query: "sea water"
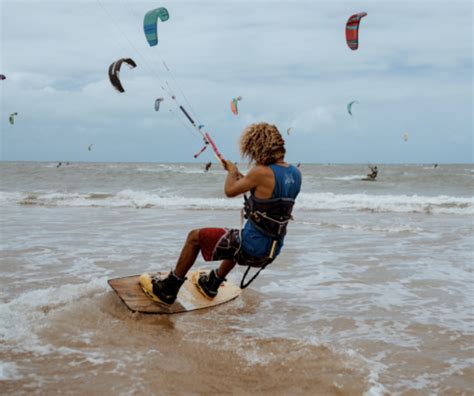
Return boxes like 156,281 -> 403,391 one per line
1,162 -> 473,395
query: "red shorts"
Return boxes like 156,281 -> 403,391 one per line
198,228 -> 240,262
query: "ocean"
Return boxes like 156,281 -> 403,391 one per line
1,162 -> 473,395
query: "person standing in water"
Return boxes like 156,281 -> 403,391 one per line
205,162 -> 212,172
140,123 -> 302,304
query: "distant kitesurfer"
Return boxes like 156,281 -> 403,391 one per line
297,163 -> 301,168
434,163 -> 438,168
205,162 -> 212,172
140,123 -> 302,304
367,165 -> 378,180
57,162 -> 62,168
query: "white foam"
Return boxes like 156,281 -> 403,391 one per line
297,192 -> 473,215
296,220 -> 424,234
2,189 -> 472,215
136,164 -> 221,174
0,362 -> 22,380
0,277 -> 109,355
325,175 -> 366,181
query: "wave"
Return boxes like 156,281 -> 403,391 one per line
0,277 -> 108,355
296,192 -> 473,215
295,221 -> 424,234
324,175 -> 366,181
135,164 -> 225,174
1,190 -> 472,214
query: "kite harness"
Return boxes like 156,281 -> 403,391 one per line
237,194 -> 295,289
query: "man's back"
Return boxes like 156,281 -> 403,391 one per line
241,163 -> 301,258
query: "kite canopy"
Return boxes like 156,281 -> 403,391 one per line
230,96 -> 242,115
108,58 -> 137,93
155,97 -> 164,111
345,12 -> 367,50
88,144 -> 93,151
347,100 -> 359,116
9,112 -> 18,125
403,132 -> 409,142
198,124 -> 205,130
0,74 -> 6,80
143,7 -> 169,46
286,127 -> 293,135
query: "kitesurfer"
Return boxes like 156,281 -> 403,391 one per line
57,162 -> 62,168
367,165 -> 378,180
140,123 -> 302,304
205,162 -> 212,172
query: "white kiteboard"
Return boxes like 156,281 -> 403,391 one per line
108,269 -> 241,314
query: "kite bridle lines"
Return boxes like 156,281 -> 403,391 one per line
95,0 -> 223,164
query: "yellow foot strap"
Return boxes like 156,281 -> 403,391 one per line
139,273 -> 171,305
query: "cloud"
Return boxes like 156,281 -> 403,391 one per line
0,0 -> 472,163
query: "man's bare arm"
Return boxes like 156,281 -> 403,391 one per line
224,161 -> 259,198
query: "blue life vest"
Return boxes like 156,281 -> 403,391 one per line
240,164 -> 301,259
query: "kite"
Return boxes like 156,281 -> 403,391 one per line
0,74 -> 5,80
286,127 -> 293,135
143,8 -> 170,46
88,144 -> 93,151
347,100 -> 358,116
346,12 -> 367,50
108,58 -> 137,93
155,97 -> 164,111
198,124 -> 205,130
9,112 -> 18,125
230,96 -> 242,115
403,132 -> 409,142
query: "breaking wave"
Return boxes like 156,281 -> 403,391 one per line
1,190 -> 472,215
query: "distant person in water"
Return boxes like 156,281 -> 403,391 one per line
367,165 -> 378,180
205,162 -> 212,172
297,163 -> 301,168
139,122 -> 302,305
57,162 -> 62,168
434,163 -> 438,168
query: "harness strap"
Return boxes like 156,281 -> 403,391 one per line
252,210 -> 291,225
237,239 -> 277,289
237,194 -> 289,288
240,265 -> 267,289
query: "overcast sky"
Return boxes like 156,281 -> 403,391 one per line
0,0 -> 472,163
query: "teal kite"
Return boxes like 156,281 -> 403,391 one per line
347,100 -> 358,116
143,8 -> 169,47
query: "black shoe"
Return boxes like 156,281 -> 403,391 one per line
196,269 -> 226,299
153,271 -> 187,305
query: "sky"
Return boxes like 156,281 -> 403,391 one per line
0,0 -> 472,164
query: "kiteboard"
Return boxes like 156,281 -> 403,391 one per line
108,269 -> 241,314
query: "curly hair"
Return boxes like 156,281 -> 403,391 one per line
239,123 -> 286,165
